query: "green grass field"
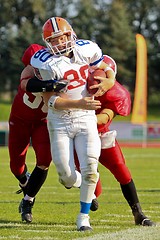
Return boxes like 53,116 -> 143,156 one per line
0,146 -> 160,239
0,102 -> 160,122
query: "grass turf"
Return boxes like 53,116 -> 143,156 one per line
0,146 -> 160,239
1,102 -> 160,122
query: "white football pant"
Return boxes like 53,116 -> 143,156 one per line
47,109 -> 101,203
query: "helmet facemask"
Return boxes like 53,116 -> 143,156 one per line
44,31 -> 76,56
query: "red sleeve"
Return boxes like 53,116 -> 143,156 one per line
96,81 -> 131,133
96,81 -> 131,116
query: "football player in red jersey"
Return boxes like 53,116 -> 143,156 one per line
9,43 -> 75,223
86,55 -> 155,226
8,44 -> 53,223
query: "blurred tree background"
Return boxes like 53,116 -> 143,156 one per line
0,0 -> 160,104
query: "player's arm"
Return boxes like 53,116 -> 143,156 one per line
96,108 -> 116,125
42,92 -> 101,110
20,65 -> 34,90
20,65 -> 67,93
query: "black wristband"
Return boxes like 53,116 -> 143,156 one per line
26,77 -> 54,92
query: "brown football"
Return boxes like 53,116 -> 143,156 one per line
87,69 -> 106,94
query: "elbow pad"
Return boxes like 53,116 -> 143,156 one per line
26,77 -> 68,93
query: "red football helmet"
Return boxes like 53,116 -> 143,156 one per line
42,17 -> 76,56
103,55 -> 117,74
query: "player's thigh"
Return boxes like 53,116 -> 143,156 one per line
50,130 -> 75,173
75,118 -> 100,170
99,140 -> 125,168
9,116 -> 31,174
9,116 -> 31,160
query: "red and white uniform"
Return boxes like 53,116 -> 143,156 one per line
31,40 -> 105,203
9,44 -> 52,177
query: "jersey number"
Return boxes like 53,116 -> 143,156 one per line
64,65 -> 88,90
23,93 -> 47,113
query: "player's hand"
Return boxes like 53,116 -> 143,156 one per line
52,79 -> 68,92
90,76 -> 115,97
78,97 -> 101,110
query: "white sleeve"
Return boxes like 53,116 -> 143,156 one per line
38,69 -> 54,81
88,42 -> 103,69
91,43 -> 103,63
31,54 -> 57,80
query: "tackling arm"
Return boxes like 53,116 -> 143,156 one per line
96,108 -> 115,125
20,65 -> 67,93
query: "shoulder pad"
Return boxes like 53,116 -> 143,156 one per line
31,49 -> 53,70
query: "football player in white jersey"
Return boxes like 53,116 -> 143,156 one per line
30,17 -> 116,231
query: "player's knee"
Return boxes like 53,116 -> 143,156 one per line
58,171 -> 77,188
83,171 -> 99,185
37,158 -> 51,168
81,161 -> 99,185
10,162 -> 25,177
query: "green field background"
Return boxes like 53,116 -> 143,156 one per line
0,146 -> 160,239
0,102 -> 160,122
0,102 -> 160,239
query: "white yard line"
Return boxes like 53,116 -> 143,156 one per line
0,223 -> 160,240
75,224 -> 160,240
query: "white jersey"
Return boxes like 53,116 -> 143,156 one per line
31,39 -> 103,100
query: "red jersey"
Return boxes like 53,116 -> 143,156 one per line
10,44 -> 47,121
96,81 -> 131,133
10,89 -> 47,121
